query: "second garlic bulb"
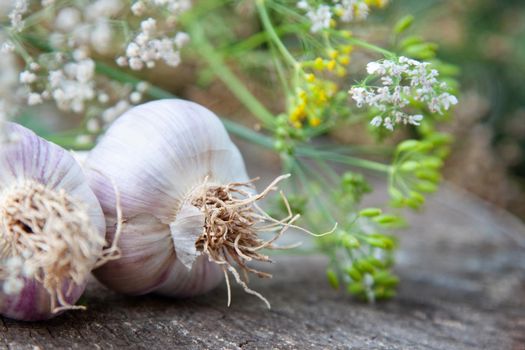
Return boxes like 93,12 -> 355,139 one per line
86,99 -> 287,304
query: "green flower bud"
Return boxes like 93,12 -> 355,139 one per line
326,269 -> 340,289
400,35 -> 423,49
365,236 -> 395,250
397,139 -> 420,153
415,169 -> 441,182
342,234 -> 360,249
355,259 -> 375,274
415,180 -> 438,193
347,282 -> 365,295
345,266 -> 362,281
394,15 -> 414,34
359,208 -> 382,217
399,160 -> 420,172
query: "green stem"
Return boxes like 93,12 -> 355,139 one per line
187,22 -> 276,127
256,0 -> 298,67
331,31 -> 395,58
224,23 -> 305,57
297,147 -> 391,173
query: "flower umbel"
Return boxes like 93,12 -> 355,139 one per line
350,56 -> 458,130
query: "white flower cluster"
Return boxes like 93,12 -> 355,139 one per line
131,0 -> 191,15
2,0 -> 188,142
18,53 -> 98,113
297,0 -> 370,33
3,0 -> 56,31
297,1 -> 332,33
334,0 -> 369,22
51,0 -> 124,55
116,18 -> 190,70
350,56 -> 458,131
7,0 -> 29,31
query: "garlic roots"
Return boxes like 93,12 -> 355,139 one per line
0,123 -> 107,321
86,99 -> 296,307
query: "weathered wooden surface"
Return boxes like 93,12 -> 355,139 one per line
1,140 -> 524,350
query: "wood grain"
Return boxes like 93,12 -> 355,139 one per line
1,146 -> 524,349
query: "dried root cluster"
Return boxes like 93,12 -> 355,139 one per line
191,175 -> 300,308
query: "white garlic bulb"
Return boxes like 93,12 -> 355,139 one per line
0,123 -> 106,321
86,99 -> 293,307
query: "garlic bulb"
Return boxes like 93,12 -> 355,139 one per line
86,99 -> 295,307
0,123 -> 107,321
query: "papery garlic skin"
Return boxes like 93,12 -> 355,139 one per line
0,123 -> 106,321
86,99 -> 248,296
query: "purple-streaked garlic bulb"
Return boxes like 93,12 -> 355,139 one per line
0,123 -> 106,321
85,99 -> 294,308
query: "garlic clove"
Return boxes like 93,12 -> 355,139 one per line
93,213 -> 175,295
155,256 -> 223,298
0,122 -> 107,320
0,279 -> 86,321
169,203 -> 205,270
0,123 -> 105,236
86,100 -> 249,225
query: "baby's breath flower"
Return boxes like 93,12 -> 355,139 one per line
54,7 -> 82,32
8,0 -> 29,31
27,93 -> 43,105
118,16 -> 189,70
350,56 -> 458,130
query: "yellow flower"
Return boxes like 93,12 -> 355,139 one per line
309,117 -> 321,127
366,0 -> 389,8
336,66 -> 346,77
314,57 -> 324,71
305,73 -> 316,82
315,89 -> 327,103
326,60 -> 336,71
341,30 -> 352,39
338,56 -> 350,65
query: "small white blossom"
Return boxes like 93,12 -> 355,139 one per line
85,0 -> 124,21
366,61 -> 382,75
98,93 -> 110,104
370,116 -> 382,127
86,118 -> 101,133
174,32 -> 190,48
304,4 -> 332,33
54,7 -> 82,32
131,1 -> 146,15
141,18 -> 157,36
27,93 -> 43,105
8,0 -> 29,31
19,71 -> 37,84
91,21 -> 114,54
136,81 -> 149,92
129,91 -> 142,104
29,62 -> 40,71
299,0 -> 370,31
408,114 -> 423,126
